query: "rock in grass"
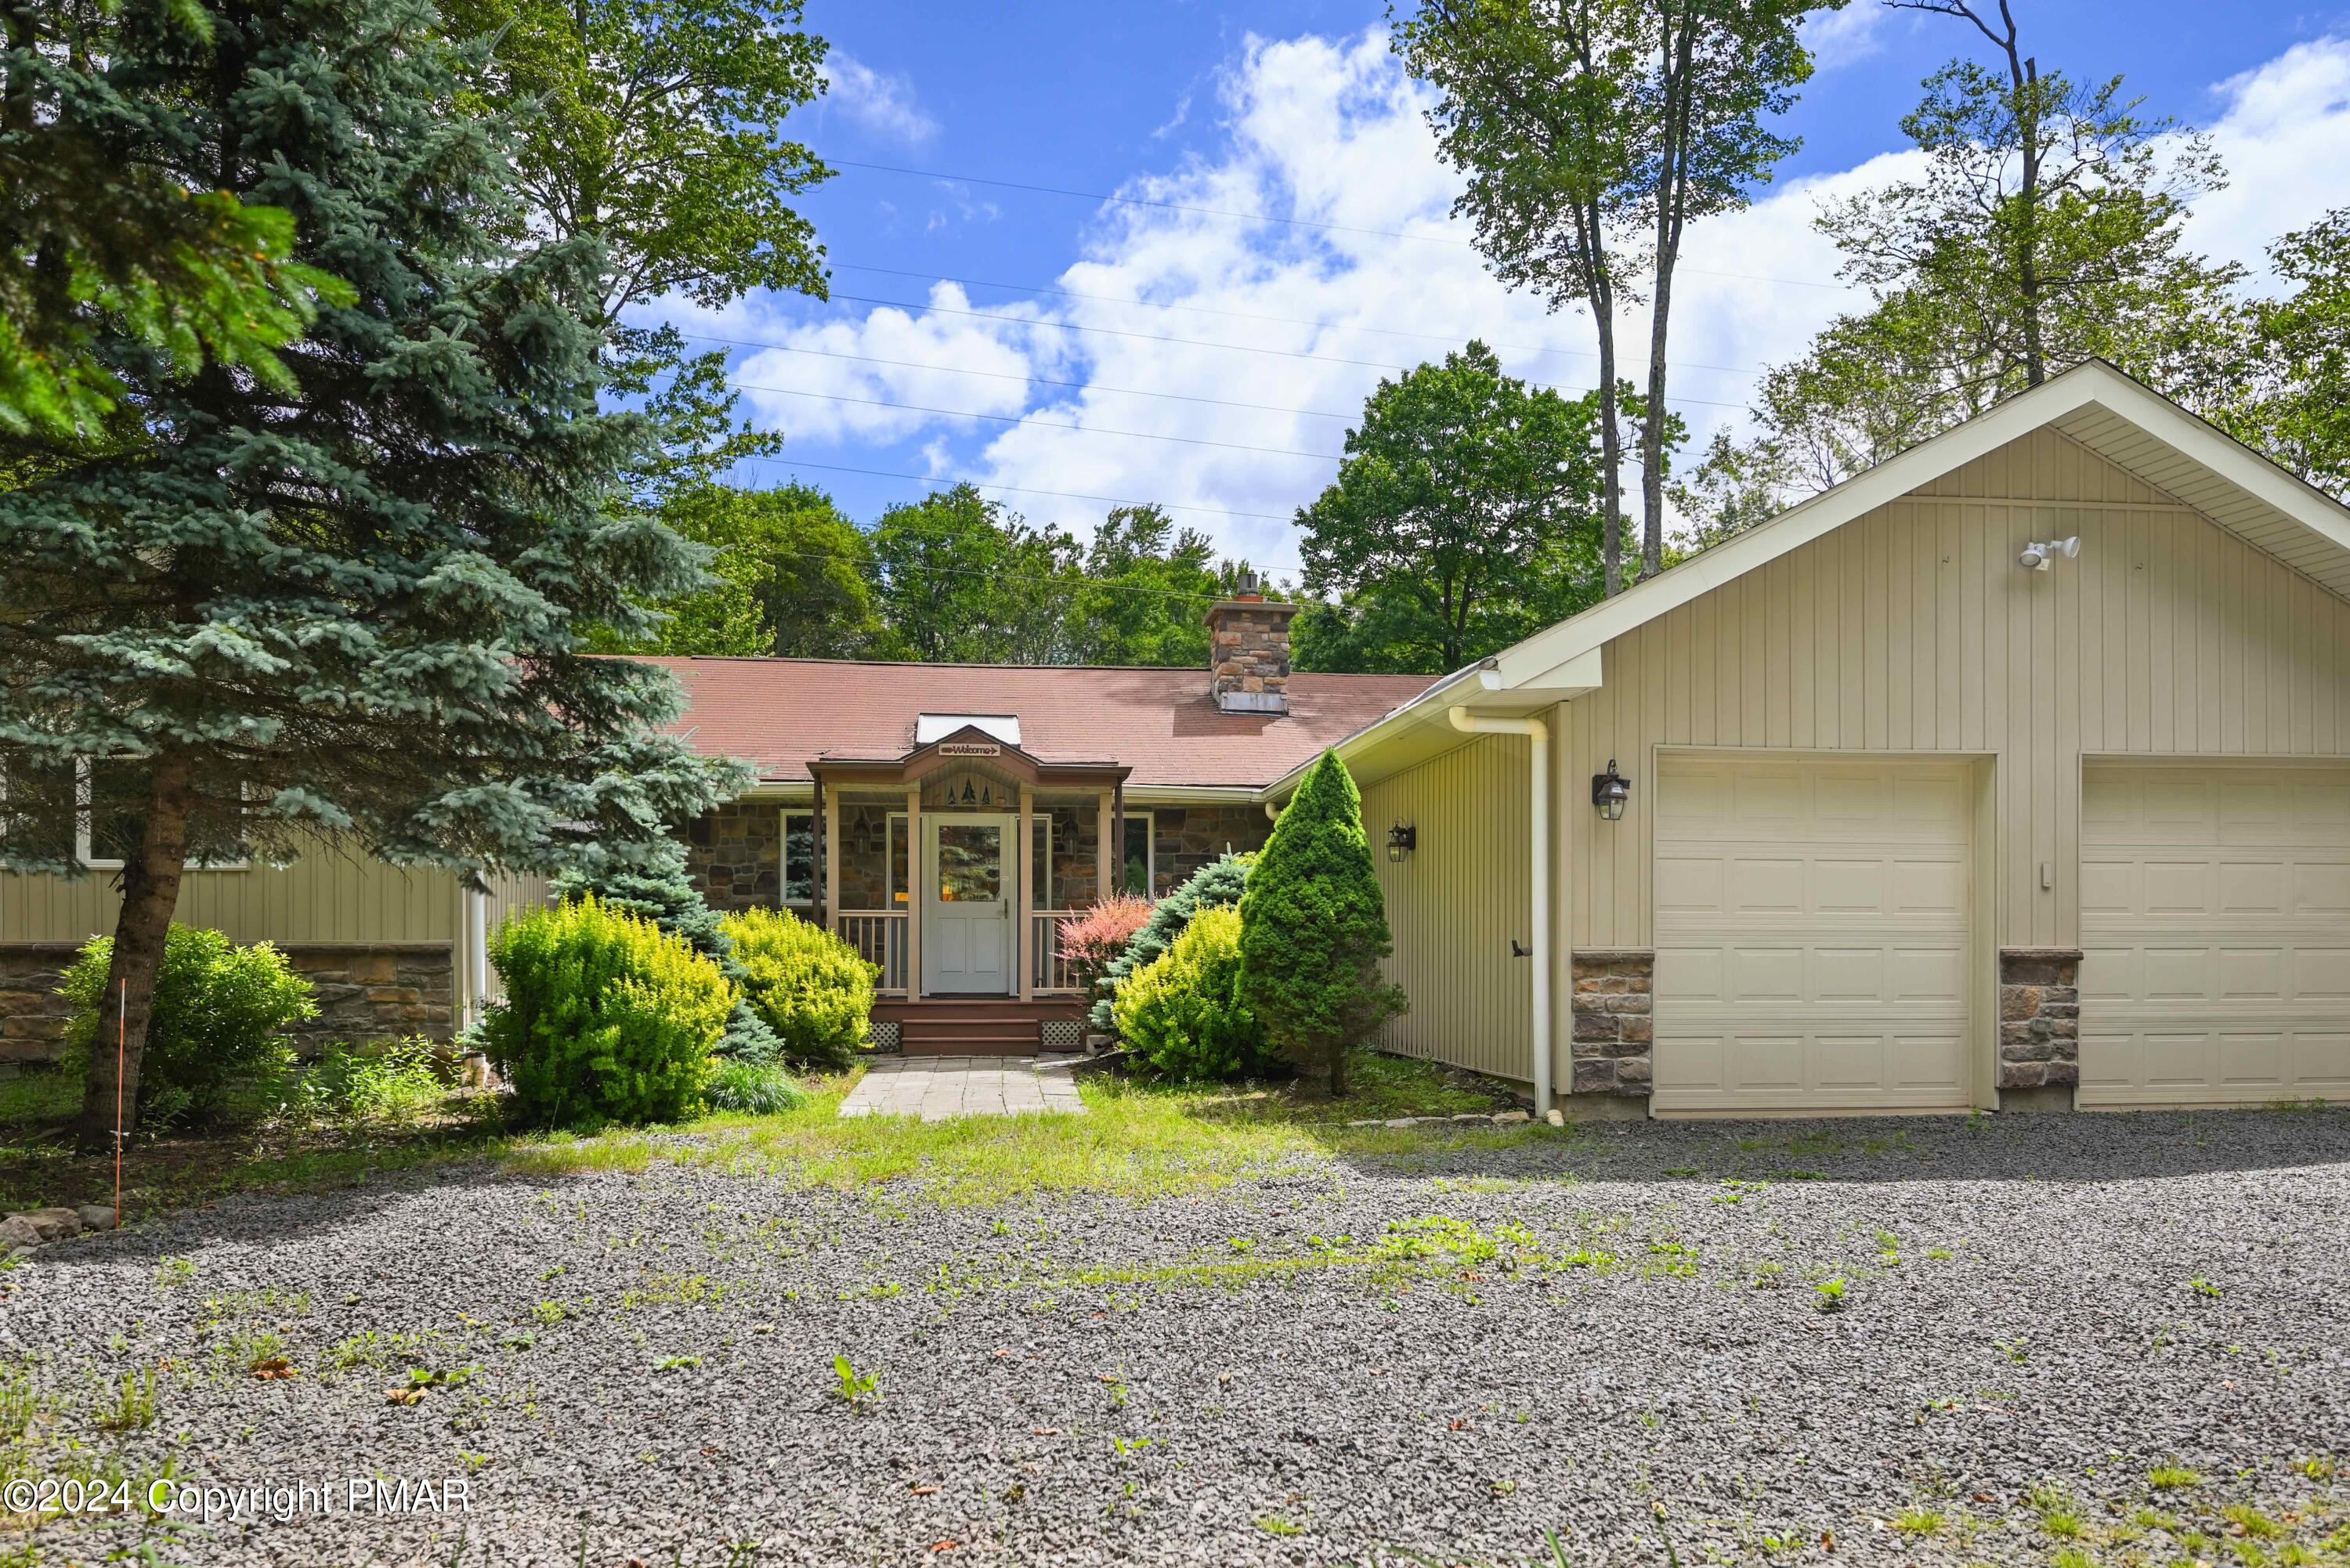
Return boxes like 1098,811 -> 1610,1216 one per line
16,1208 -> 84,1243
75,1204 -> 118,1231
0,1216 -> 42,1253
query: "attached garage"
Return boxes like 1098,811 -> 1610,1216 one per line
1650,757 -> 1979,1115
1336,362 -> 2350,1119
2080,764 -> 2350,1107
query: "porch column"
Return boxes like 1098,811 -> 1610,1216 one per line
1095,789 -> 1112,906
822,783 -> 841,937
903,783 -> 920,999
1017,782 -> 1035,1001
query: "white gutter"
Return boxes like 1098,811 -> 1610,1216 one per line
1448,706 -> 1551,1115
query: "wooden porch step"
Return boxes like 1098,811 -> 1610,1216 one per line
878,996 -> 1086,1057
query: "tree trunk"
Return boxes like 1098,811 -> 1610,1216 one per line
1642,9 -> 1695,583
1592,255 -> 1625,598
75,755 -> 193,1150
2015,53 -> 2044,385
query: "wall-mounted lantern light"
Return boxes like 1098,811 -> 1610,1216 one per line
1386,822 -> 1416,862
1591,759 -> 1631,822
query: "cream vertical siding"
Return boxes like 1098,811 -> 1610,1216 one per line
1359,732 -> 1533,1079
0,844 -> 462,946
1564,427 -> 2350,953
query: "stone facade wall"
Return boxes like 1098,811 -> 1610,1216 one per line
1569,948 -> 1654,1098
1204,598 -> 1297,712
0,946 -> 76,1065
1998,948 -> 2081,1091
0,941 -> 454,1067
684,801 -> 781,912
836,803 -> 898,912
1149,806 -> 1269,898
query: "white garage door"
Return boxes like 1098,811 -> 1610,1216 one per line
2081,766 -> 2350,1108
1653,757 -> 1976,1114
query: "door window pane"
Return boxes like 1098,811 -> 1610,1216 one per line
936,824 -> 1001,902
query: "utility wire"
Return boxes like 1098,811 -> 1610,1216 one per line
732,454 -> 1301,526
681,303 -> 1753,412
720,539 -> 1302,605
727,345 -> 1361,419
830,260 -> 1761,377
732,384 -> 1345,461
823,156 -> 1848,291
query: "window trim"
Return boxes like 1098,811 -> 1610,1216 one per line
76,759 -> 251,873
779,807 -> 815,908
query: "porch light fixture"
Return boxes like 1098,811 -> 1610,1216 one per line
1591,759 -> 1631,822
1386,822 -> 1416,862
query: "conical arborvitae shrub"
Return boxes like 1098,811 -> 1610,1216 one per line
1237,751 -> 1405,1095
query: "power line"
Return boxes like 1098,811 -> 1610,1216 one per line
823,156 -> 1847,291
830,260 -> 1760,377
730,383 -> 1345,461
682,301 -> 1754,412
728,538 -> 1303,605
726,343 -> 1361,420
732,454 -> 1302,526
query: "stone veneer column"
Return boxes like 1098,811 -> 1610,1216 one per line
1569,948 -> 1653,1097
1998,948 -> 2081,1092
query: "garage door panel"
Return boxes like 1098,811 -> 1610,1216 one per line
2081,765 -> 2350,1108
1654,758 -> 1975,1115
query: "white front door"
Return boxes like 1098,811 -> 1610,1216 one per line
922,814 -> 1014,995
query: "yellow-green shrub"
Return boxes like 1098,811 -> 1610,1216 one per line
1112,906 -> 1265,1080
721,907 -> 877,1071
480,896 -> 728,1128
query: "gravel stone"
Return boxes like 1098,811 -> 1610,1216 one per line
7,1108 -> 2348,1566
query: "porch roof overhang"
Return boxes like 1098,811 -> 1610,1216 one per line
807,723 -> 1130,792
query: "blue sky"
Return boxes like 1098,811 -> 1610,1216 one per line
658,1 -> 2350,579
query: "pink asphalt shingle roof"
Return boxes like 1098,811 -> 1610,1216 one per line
633,657 -> 1437,789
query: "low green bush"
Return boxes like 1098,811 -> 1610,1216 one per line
1090,853 -> 1252,1029
703,1057 -> 809,1115
479,896 -> 729,1129
721,908 -> 877,1071
306,1037 -> 447,1125
1112,906 -> 1265,1080
60,925 -> 317,1129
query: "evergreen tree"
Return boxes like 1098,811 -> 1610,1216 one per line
1238,752 -> 1405,1095
1090,853 -> 1253,1031
0,0 -> 736,1142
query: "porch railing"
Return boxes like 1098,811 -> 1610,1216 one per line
1031,910 -> 1083,994
835,910 -> 909,996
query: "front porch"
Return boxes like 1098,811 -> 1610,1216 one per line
681,720 -> 1273,1055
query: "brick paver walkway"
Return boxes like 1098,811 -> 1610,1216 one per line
837,1056 -> 1087,1120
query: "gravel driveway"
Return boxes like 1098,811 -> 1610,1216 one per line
7,1108 -> 2348,1566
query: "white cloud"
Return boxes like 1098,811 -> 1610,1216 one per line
700,28 -> 2350,575
1802,4 -> 1891,71
819,50 -> 938,146
2185,37 -> 2350,285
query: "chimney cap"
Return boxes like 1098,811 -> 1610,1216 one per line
1201,595 -> 1300,629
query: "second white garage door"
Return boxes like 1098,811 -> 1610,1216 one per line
1652,757 -> 1977,1115
2081,765 -> 2350,1108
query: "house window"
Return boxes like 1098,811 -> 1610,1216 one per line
887,811 -> 908,905
80,757 -> 145,869
1031,813 -> 1051,909
1121,810 -> 1153,898
780,809 -> 814,905
0,757 -> 76,863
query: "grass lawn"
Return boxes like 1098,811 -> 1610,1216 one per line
0,1049 -> 1528,1218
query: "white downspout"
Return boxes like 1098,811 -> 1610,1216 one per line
1448,706 -> 1551,1115
465,886 -> 490,1028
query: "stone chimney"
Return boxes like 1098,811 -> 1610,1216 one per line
1203,580 -> 1297,714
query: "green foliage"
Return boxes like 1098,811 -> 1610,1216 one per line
721,907 -> 877,1071
1114,908 -> 1266,1081
0,0 -> 743,1140
1294,343 -> 1611,673
703,1057 -> 809,1115
1090,854 -> 1253,1030
656,483 -> 880,656
1238,753 -> 1405,1094
1063,506 -> 1239,667
864,485 -> 1080,663
60,927 -> 316,1129
0,0 -> 352,439
2219,209 -> 2350,502
480,897 -> 729,1129
305,1039 -> 447,1125
551,833 -> 781,1062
